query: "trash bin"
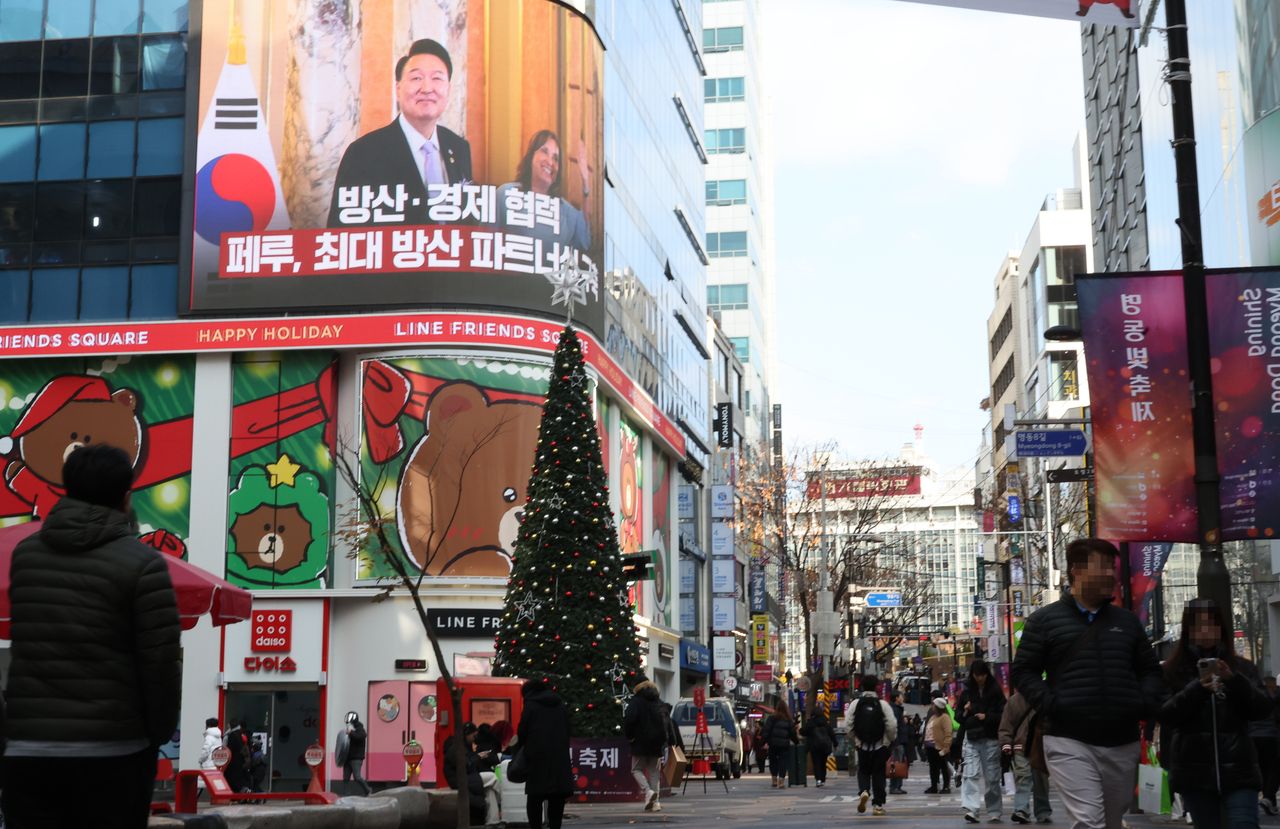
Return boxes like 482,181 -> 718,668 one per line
788,744 -> 807,787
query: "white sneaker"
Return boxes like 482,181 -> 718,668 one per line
644,791 -> 657,811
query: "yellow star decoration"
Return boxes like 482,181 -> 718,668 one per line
267,454 -> 301,488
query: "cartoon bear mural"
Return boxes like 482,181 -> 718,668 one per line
227,454 -> 331,588
396,382 -> 543,578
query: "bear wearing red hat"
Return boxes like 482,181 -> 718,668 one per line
0,375 -> 143,517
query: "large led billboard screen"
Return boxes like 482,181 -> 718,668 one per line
187,0 -> 605,332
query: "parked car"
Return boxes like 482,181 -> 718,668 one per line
671,697 -> 743,778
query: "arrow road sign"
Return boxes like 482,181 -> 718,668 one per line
865,592 -> 902,607
1015,429 -> 1089,457
1046,466 -> 1095,483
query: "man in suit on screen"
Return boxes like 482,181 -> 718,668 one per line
327,38 -> 473,228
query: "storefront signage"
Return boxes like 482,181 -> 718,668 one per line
754,665 -> 773,682
711,559 -> 735,594
680,599 -> 696,633
752,614 -> 769,662
680,642 -> 710,673
712,635 -> 736,671
711,522 -> 734,557
678,485 -> 695,519
395,659 -> 428,671
244,655 -> 297,672
806,474 -> 921,499
715,403 -> 733,448
226,600 -> 323,683
251,610 -> 292,652
750,568 -> 766,612
426,608 -> 502,638
658,643 -> 676,659
679,560 -> 696,595
710,485 -> 734,518
679,528 -> 705,562
0,310 -> 685,458
711,597 -> 734,631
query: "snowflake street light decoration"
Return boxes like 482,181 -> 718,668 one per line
544,255 -> 599,323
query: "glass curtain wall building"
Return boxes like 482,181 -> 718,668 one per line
0,0 -> 187,322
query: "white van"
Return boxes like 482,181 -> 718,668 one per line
671,698 -> 743,779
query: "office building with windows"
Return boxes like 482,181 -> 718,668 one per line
0,0 -> 722,789
702,0 -> 776,446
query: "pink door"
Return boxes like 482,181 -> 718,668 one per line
367,681 -> 409,782
409,682 -> 438,783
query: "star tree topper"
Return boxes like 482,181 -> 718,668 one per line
544,255 -> 599,323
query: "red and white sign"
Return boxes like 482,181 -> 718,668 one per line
695,711 -> 708,735
243,655 -> 297,672
754,665 -> 773,682
693,686 -> 705,708
304,745 -> 325,767
402,742 -> 424,764
0,310 -> 685,458
211,746 -> 232,770
806,475 -> 922,499
723,677 -> 738,692
252,610 -> 293,652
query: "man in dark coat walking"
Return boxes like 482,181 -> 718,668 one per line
344,714 -> 371,795
1,445 -> 181,829
1011,538 -> 1162,829
624,680 -> 670,811
517,680 -> 574,829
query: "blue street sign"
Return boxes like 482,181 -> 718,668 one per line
1008,495 -> 1022,523
1015,429 -> 1088,457
866,592 -> 902,607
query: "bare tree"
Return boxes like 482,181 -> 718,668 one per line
332,409 -> 518,829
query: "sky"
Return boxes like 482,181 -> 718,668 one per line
763,0 -> 1086,470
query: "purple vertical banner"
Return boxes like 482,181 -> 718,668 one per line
993,663 -> 1011,697
1077,274 -> 1198,542
1128,542 -> 1173,628
1205,270 -> 1280,540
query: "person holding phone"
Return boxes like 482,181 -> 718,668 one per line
1159,599 -> 1273,828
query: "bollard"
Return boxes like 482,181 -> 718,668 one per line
403,740 -> 424,787
305,745 -> 326,794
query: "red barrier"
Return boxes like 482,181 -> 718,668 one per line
174,770 -> 339,813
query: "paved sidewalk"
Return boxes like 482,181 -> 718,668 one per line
554,762 -> 1280,828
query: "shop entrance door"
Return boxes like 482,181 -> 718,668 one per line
366,681 -> 437,782
225,689 -> 321,792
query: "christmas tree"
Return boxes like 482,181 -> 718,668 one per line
492,326 -> 644,738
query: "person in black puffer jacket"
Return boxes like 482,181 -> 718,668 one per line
762,700 -> 799,788
624,680 -> 671,811
443,722 -> 500,824
956,660 -> 1006,822
1160,598 -> 1273,829
1,445 -> 181,829
1011,538 -> 1162,829
517,679 -> 574,829
799,709 -> 834,787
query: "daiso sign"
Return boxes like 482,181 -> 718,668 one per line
252,610 -> 292,652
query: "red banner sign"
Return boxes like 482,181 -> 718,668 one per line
0,310 -> 684,458
1077,274 -> 1197,541
806,476 -> 921,499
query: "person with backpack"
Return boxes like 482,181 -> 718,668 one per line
1000,689 -> 1051,824
851,674 -> 897,816
1011,538 -> 1163,829
799,708 -> 834,788
923,697 -> 954,794
624,679 -> 671,811
761,700 -> 799,788
958,659 -> 1007,823
343,714 -> 371,796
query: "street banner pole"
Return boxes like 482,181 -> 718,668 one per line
1164,0 -> 1232,626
